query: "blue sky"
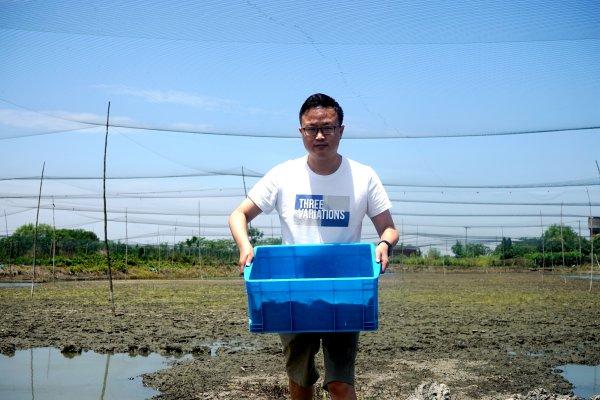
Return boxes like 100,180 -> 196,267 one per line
0,0 -> 599,251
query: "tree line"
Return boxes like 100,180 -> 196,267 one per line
0,224 -> 280,271
396,224 -> 599,268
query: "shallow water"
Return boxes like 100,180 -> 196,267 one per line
0,347 -> 190,400
0,282 -> 34,288
562,275 -> 600,282
556,364 -> 600,399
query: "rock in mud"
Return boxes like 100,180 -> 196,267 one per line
60,344 -> 82,356
407,381 -> 451,400
0,342 -> 16,356
163,344 -> 182,354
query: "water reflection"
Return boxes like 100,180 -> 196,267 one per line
0,347 -> 190,400
556,364 -> 600,399
0,282 -> 34,289
562,275 -> 600,282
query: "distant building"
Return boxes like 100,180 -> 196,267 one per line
396,245 -> 420,257
589,217 -> 600,237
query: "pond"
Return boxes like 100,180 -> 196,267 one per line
0,347 -> 190,399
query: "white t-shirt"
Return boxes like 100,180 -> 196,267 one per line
248,155 -> 392,244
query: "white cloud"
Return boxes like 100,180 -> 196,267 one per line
0,107 -> 217,138
94,84 -> 237,111
94,84 -> 286,117
0,108 -> 135,133
0,109 -> 88,131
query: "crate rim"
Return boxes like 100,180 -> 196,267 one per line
243,242 -> 380,282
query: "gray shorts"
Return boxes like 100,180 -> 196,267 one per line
279,332 -> 359,389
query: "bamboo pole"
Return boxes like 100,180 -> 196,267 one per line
103,101 -> 115,315
464,226 -> 468,259
31,161 -> 45,298
172,220 -> 177,266
4,210 -> 11,276
578,220 -> 582,268
416,224 -> 419,252
540,212 -> 544,282
197,201 -> 201,268
560,202 -> 565,268
586,188 -> 594,291
592,160 -> 600,290
125,208 -> 128,268
501,227 -> 505,269
400,219 -> 404,272
443,239 -> 447,275
51,196 -> 56,281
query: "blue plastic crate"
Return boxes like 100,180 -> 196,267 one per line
243,243 -> 380,333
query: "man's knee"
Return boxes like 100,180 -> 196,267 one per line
327,381 -> 356,400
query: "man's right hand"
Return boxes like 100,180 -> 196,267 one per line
238,244 -> 254,274
228,198 -> 263,275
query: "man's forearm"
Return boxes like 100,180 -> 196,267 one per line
228,209 -> 252,250
379,227 -> 399,247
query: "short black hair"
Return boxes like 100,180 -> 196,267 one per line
299,93 -> 344,125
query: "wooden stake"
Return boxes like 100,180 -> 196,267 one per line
443,239 -> 447,276
560,202 -> 565,268
52,196 -> 56,281
400,219 -> 404,272
103,101 -> 115,315
31,161 -> 45,298
586,188 -> 594,291
540,212 -> 544,282
197,201 -> 201,268
125,208 -> 128,268
172,220 -> 177,266
578,220 -> 582,268
501,226 -> 505,270
4,210 -> 11,276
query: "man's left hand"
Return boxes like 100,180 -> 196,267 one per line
375,242 -> 390,273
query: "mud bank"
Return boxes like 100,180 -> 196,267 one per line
1,273 -> 598,399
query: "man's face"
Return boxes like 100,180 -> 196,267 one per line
299,107 -> 344,161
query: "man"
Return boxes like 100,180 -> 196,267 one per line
229,93 -> 398,400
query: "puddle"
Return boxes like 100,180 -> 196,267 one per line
0,347 -> 190,400
0,282 -> 35,289
562,275 -> 600,282
555,364 -> 600,399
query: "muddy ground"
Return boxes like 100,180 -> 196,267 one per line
1,271 -> 599,399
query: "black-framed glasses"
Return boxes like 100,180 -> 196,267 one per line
300,125 -> 340,137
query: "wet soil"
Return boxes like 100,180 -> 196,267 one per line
1,272 -> 599,399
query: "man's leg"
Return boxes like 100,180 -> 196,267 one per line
321,332 -> 359,400
327,381 -> 357,400
280,333 -> 321,399
289,378 -> 314,400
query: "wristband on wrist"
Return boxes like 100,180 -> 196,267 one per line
377,240 -> 393,255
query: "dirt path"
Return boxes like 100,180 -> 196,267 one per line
1,272 -> 598,399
